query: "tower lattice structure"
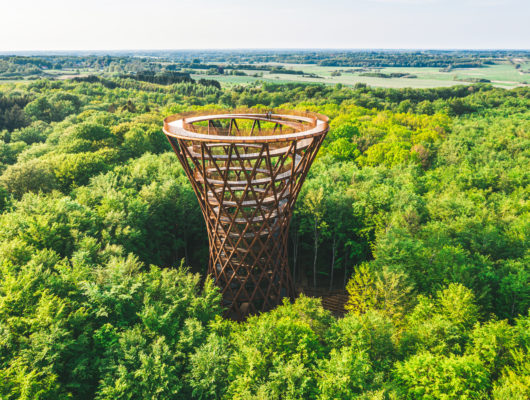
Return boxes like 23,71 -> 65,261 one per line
163,110 -> 329,318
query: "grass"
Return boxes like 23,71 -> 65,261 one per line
193,62 -> 530,89
5,61 -> 528,89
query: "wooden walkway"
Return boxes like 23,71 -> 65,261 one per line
297,287 -> 349,317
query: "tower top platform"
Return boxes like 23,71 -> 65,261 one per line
163,110 -> 329,143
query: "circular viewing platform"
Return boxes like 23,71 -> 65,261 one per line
163,110 -> 329,143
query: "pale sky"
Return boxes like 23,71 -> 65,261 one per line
1,0 -> 528,51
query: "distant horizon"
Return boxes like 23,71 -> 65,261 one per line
1,48 -> 529,56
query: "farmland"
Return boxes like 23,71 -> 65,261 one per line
2,50 -> 529,89
190,62 -> 530,89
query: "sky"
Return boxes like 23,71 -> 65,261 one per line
1,0 -> 528,51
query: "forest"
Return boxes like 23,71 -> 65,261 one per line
2,50 -> 529,80
0,73 -> 528,399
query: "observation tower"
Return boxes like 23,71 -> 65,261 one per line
163,110 -> 329,318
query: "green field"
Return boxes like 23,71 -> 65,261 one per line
3,54 -> 528,89
192,62 -> 530,89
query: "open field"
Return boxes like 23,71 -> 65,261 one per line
192,62 -> 530,89
2,52 -> 529,89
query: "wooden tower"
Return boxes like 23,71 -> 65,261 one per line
163,110 -> 329,318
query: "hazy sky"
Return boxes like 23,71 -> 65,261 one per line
1,0 -> 528,51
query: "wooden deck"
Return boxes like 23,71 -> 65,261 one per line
297,287 -> 349,317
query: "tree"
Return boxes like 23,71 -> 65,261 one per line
46,148 -> 117,190
2,104 -> 28,131
345,263 -> 377,315
304,187 -> 327,288
0,159 -> 57,198
394,352 -> 490,400
400,284 -> 480,356
317,347 -> 372,400
224,297 -> 330,399
10,121 -> 49,144
187,333 -> 231,400
24,93 -> 80,123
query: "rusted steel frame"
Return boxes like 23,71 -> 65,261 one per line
289,141 -> 298,198
235,163 -> 303,306
241,147 -> 279,226
215,208 -> 264,303
264,143 -> 279,207
169,138 -> 208,218
186,118 -> 301,136
232,119 -> 240,133
274,225 -> 292,294
168,126 -> 322,143
230,145 -> 271,237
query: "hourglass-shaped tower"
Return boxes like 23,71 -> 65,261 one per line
163,110 -> 328,318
